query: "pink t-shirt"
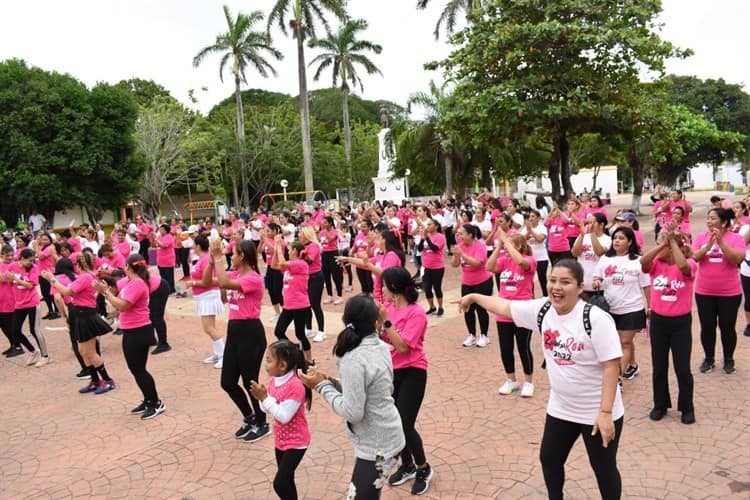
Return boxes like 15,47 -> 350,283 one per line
458,240 -> 491,286
148,274 -> 162,293
36,245 -> 55,273
52,274 -> 74,306
565,211 -> 585,239
373,251 -> 402,304
191,253 -> 219,296
0,262 -> 15,313
11,263 -> 40,309
495,255 -> 537,322
283,260 -> 310,310
69,272 -> 98,308
319,229 -> 338,252
268,375 -> 311,450
654,200 -> 670,227
137,222 -> 153,242
227,270 -> 263,320
304,243 -> 322,274
546,217 -> 571,252
68,238 -> 82,253
421,233 -> 446,270
648,257 -> 697,317
670,200 -> 691,223
352,232 -> 371,270
634,230 -> 645,251
692,231 -> 744,296
383,302 -> 428,371
156,234 -> 176,267
118,277 -> 151,329
100,252 -> 126,272
114,240 -> 131,258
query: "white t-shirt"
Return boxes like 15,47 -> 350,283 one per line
577,234 -> 612,291
28,214 -> 46,232
511,213 -> 524,228
281,223 -> 296,244
473,219 -> 493,250
511,298 -> 625,425
739,224 -> 750,277
521,224 -> 549,262
593,255 -> 649,315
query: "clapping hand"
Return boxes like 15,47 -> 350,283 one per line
209,238 -> 223,259
249,380 -> 267,401
298,367 -> 327,389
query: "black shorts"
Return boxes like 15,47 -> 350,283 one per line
610,309 -> 646,331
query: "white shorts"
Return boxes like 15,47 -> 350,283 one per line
194,289 -> 224,317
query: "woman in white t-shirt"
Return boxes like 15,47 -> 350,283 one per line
571,212 -> 611,300
458,259 -> 623,500
521,210 -> 549,296
593,227 -> 650,383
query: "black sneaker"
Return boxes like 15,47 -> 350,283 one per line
112,329 -> 123,336
131,401 -> 148,414
388,463 -> 417,486
436,307 -> 444,316
235,416 -> 255,439
723,359 -> 736,374
681,410 -> 696,425
425,307 -> 436,315
623,364 -> 639,380
411,464 -> 433,495
2,346 -> 13,356
5,346 -> 23,358
649,408 -> 667,421
243,422 -> 270,442
75,369 -> 91,379
48,312 -> 61,320
151,343 -> 172,355
699,359 -> 714,373
141,400 -> 165,420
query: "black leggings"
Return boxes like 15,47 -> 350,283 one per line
266,268 -> 284,306
694,293 -> 740,361
540,414 -> 623,500
178,247 -> 190,277
548,251 -> 573,267
0,311 -> 13,348
322,250 -> 343,297
12,306 -> 46,355
122,325 -> 159,404
221,319 -> 267,424
138,239 -> 150,261
274,448 -> 307,500
276,307 -> 311,352
497,322 -> 533,375
422,267 -> 444,300
350,457 -> 387,499
356,268 -> 374,294
536,260 -> 549,297
306,273 -> 324,332
158,266 -> 175,294
650,312 -> 693,412
393,368 -> 427,467
461,277 -> 493,336
39,276 -> 57,314
149,279 -> 169,345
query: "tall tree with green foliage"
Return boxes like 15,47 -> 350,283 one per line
267,0 -> 347,202
193,5 -> 282,207
309,18 -> 382,201
416,0 -> 486,39
430,0 -> 685,202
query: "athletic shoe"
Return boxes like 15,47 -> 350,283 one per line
305,328 -> 315,339
203,354 -> 219,364
723,359 -> 736,374
520,382 -> 535,398
214,357 -> 223,369
699,359 -> 714,373
34,356 -> 52,368
25,351 -> 40,366
112,329 -> 124,336
131,401 -> 148,415
680,410 -> 696,425
313,331 -> 326,343
323,296 -> 334,304
1,346 -> 12,356
425,307 -> 437,315
475,334 -> 490,348
141,400 -> 165,420
270,313 -> 280,324
235,416 -> 256,439
623,363 -> 639,380
334,296 -> 343,305
436,308 -> 444,317
243,422 -> 270,442
411,464 -> 433,495
462,335 -> 477,348
42,312 -> 52,320
94,379 -> 116,394
649,408 -> 667,421
76,369 -> 91,379
5,346 -> 23,358
79,381 -> 98,394
151,343 -> 172,355
388,463 -> 417,486
498,380 -> 520,395
48,312 -> 61,320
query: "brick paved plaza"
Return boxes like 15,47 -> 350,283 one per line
1,194 -> 749,499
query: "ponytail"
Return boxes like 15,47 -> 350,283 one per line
269,339 -> 313,410
126,254 -> 150,286
333,295 -> 379,357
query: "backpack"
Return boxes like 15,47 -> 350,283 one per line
536,301 -> 595,337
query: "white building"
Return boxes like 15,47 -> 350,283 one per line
689,162 -> 744,190
515,165 -> 619,201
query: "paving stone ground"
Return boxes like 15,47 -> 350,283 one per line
1,193 -> 749,499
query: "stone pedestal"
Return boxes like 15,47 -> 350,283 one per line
372,176 -> 406,204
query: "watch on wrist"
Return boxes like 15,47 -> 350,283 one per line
383,320 -> 393,329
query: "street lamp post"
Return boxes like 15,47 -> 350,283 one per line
280,179 -> 288,202
404,169 -> 411,199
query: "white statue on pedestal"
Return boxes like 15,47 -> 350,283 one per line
373,107 -> 405,202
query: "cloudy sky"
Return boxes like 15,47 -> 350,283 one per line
1,0 -> 748,116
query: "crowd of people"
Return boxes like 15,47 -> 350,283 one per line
1,187 -> 748,498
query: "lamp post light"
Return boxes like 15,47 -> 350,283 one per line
404,169 -> 411,199
280,179 -> 288,202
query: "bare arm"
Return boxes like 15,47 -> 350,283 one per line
458,293 -> 512,318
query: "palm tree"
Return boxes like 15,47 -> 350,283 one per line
193,5 -> 282,207
268,0 -> 347,202
308,19 -> 382,202
416,0 -> 486,39
406,80 -> 457,197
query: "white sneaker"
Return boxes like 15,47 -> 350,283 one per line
476,335 -> 490,348
498,380 -> 520,395
34,356 -> 52,368
214,357 -> 223,369
305,328 -> 315,339
520,382 -> 534,398
334,296 -> 343,305
203,354 -> 219,364
323,296 -> 334,304
462,335 -> 477,348
270,313 -> 280,324
313,331 -> 326,342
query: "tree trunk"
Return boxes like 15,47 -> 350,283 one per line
296,24 -> 315,203
559,133 -> 574,199
549,145 -> 562,204
627,144 -> 645,213
444,149 -> 454,198
342,84 -> 352,203
234,75 -> 248,209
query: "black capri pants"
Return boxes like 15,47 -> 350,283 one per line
265,268 -> 284,306
122,324 -> 159,404
322,250 -> 343,297
422,267 -> 444,300
307,272 -> 324,332
356,267 -> 374,294
149,278 -> 169,345
393,367 -> 427,468
274,448 -> 307,500
276,307 -> 312,352
496,321 -> 533,375
221,318 -> 267,424
649,311 -> 693,413
695,293 -> 740,362
461,277 -> 494,336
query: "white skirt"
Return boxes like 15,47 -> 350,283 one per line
194,289 -> 225,317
